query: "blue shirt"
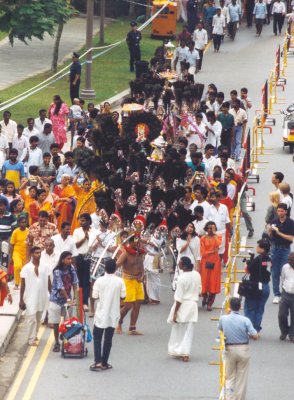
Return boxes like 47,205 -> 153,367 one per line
204,6 -> 217,21
228,4 -> 242,22
218,311 -> 257,344
50,265 -> 79,306
253,3 -> 267,19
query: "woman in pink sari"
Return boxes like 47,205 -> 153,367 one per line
48,95 -> 69,150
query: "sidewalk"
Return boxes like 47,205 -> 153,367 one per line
0,282 -> 21,356
0,16 -> 101,90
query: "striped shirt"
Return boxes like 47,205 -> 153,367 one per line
0,212 -> 17,241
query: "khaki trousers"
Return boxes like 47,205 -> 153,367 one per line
225,345 -> 250,400
27,311 -> 42,345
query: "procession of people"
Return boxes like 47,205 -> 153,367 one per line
0,3 -> 293,400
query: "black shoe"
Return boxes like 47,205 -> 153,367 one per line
248,229 -> 254,238
130,69 -> 134,73
280,334 -> 287,341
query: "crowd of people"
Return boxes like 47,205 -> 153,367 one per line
0,4 -> 293,398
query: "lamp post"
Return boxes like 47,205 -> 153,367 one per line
80,0 -> 96,99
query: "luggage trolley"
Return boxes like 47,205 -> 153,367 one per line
59,305 -> 89,359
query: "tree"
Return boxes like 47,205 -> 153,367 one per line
0,0 -> 72,45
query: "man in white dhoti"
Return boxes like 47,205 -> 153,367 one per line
167,256 -> 202,361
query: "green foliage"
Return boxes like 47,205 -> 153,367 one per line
0,0 -> 73,45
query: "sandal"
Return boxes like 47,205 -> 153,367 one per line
101,363 -> 113,370
53,342 -> 61,352
89,363 -> 102,371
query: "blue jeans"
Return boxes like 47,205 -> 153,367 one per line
244,283 -> 270,331
271,245 -> 291,296
231,125 -> 242,160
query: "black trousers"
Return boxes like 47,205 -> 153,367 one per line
255,18 -> 264,34
228,21 -> 238,40
70,81 -> 80,103
129,46 -> 141,72
273,13 -> 285,34
278,291 -> 294,338
196,48 -> 204,70
213,34 -> 222,51
93,326 -> 115,365
266,4 -> 271,24
246,0 -> 255,27
76,254 -> 90,305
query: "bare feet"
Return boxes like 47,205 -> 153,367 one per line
115,324 -> 123,334
127,330 -> 144,336
182,356 -> 189,362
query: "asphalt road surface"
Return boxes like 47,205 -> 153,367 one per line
4,22 -> 294,400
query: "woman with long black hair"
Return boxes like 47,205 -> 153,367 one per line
48,251 -> 79,352
48,95 -> 69,150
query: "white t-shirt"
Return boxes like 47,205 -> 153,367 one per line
34,117 -> 52,134
207,203 -> 230,232
92,273 -> 126,328
0,119 -> 17,143
40,250 -> 60,281
22,147 -> 43,168
52,234 -> 79,257
190,200 -> 211,218
20,262 -> 50,315
23,127 -> 40,138
205,121 -> 222,147
73,227 -> 96,254
89,229 -> 116,258
193,218 -> 209,236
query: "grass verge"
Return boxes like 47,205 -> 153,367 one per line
0,18 -> 170,124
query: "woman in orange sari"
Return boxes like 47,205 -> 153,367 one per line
218,183 -> 234,264
29,189 -> 54,224
200,221 -> 222,311
0,268 -> 12,306
53,174 -> 77,230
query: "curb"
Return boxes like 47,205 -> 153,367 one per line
0,310 -> 22,357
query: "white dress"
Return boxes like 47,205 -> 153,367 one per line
167,271 -> 202,357
144,236 -> 164,302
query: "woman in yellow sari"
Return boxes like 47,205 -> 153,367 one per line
71,177 -> 104,233
53,174 -> 77,231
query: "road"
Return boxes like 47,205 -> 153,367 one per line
3,23 -> 294,400
0,17 -> 101,90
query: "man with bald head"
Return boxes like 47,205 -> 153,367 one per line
40,238 -> 60,279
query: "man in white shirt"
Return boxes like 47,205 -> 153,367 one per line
193,205 -> 209,236
21,135 -> 43,169
40,239 -> 60,279
278,252 -> 294,342
174,39 -> 189,74
0,125 -> 9,168
190,186 -> 211,217
0,110 -> 17,149
185,112 -> 206,150
90,259 -> 126,371
52,222 -> 78,257
34,109 -> 52,134
203,143 -> 216,177
220,0 -> 229,23
212,8 -> 226,52
12,125 -> 29,161
186,40 -> 199,78
205,111 -> 222,149
229,99 -> 247,161
23,117 -> 40,138
40,238 -> 60,322
193,21 -> 208,70
19,246 -> 50,345
207,190 -> 231,255
272,0 -> 286,35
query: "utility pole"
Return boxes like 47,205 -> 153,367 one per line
99,0 -> 105,45
80,0 -> 96,99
